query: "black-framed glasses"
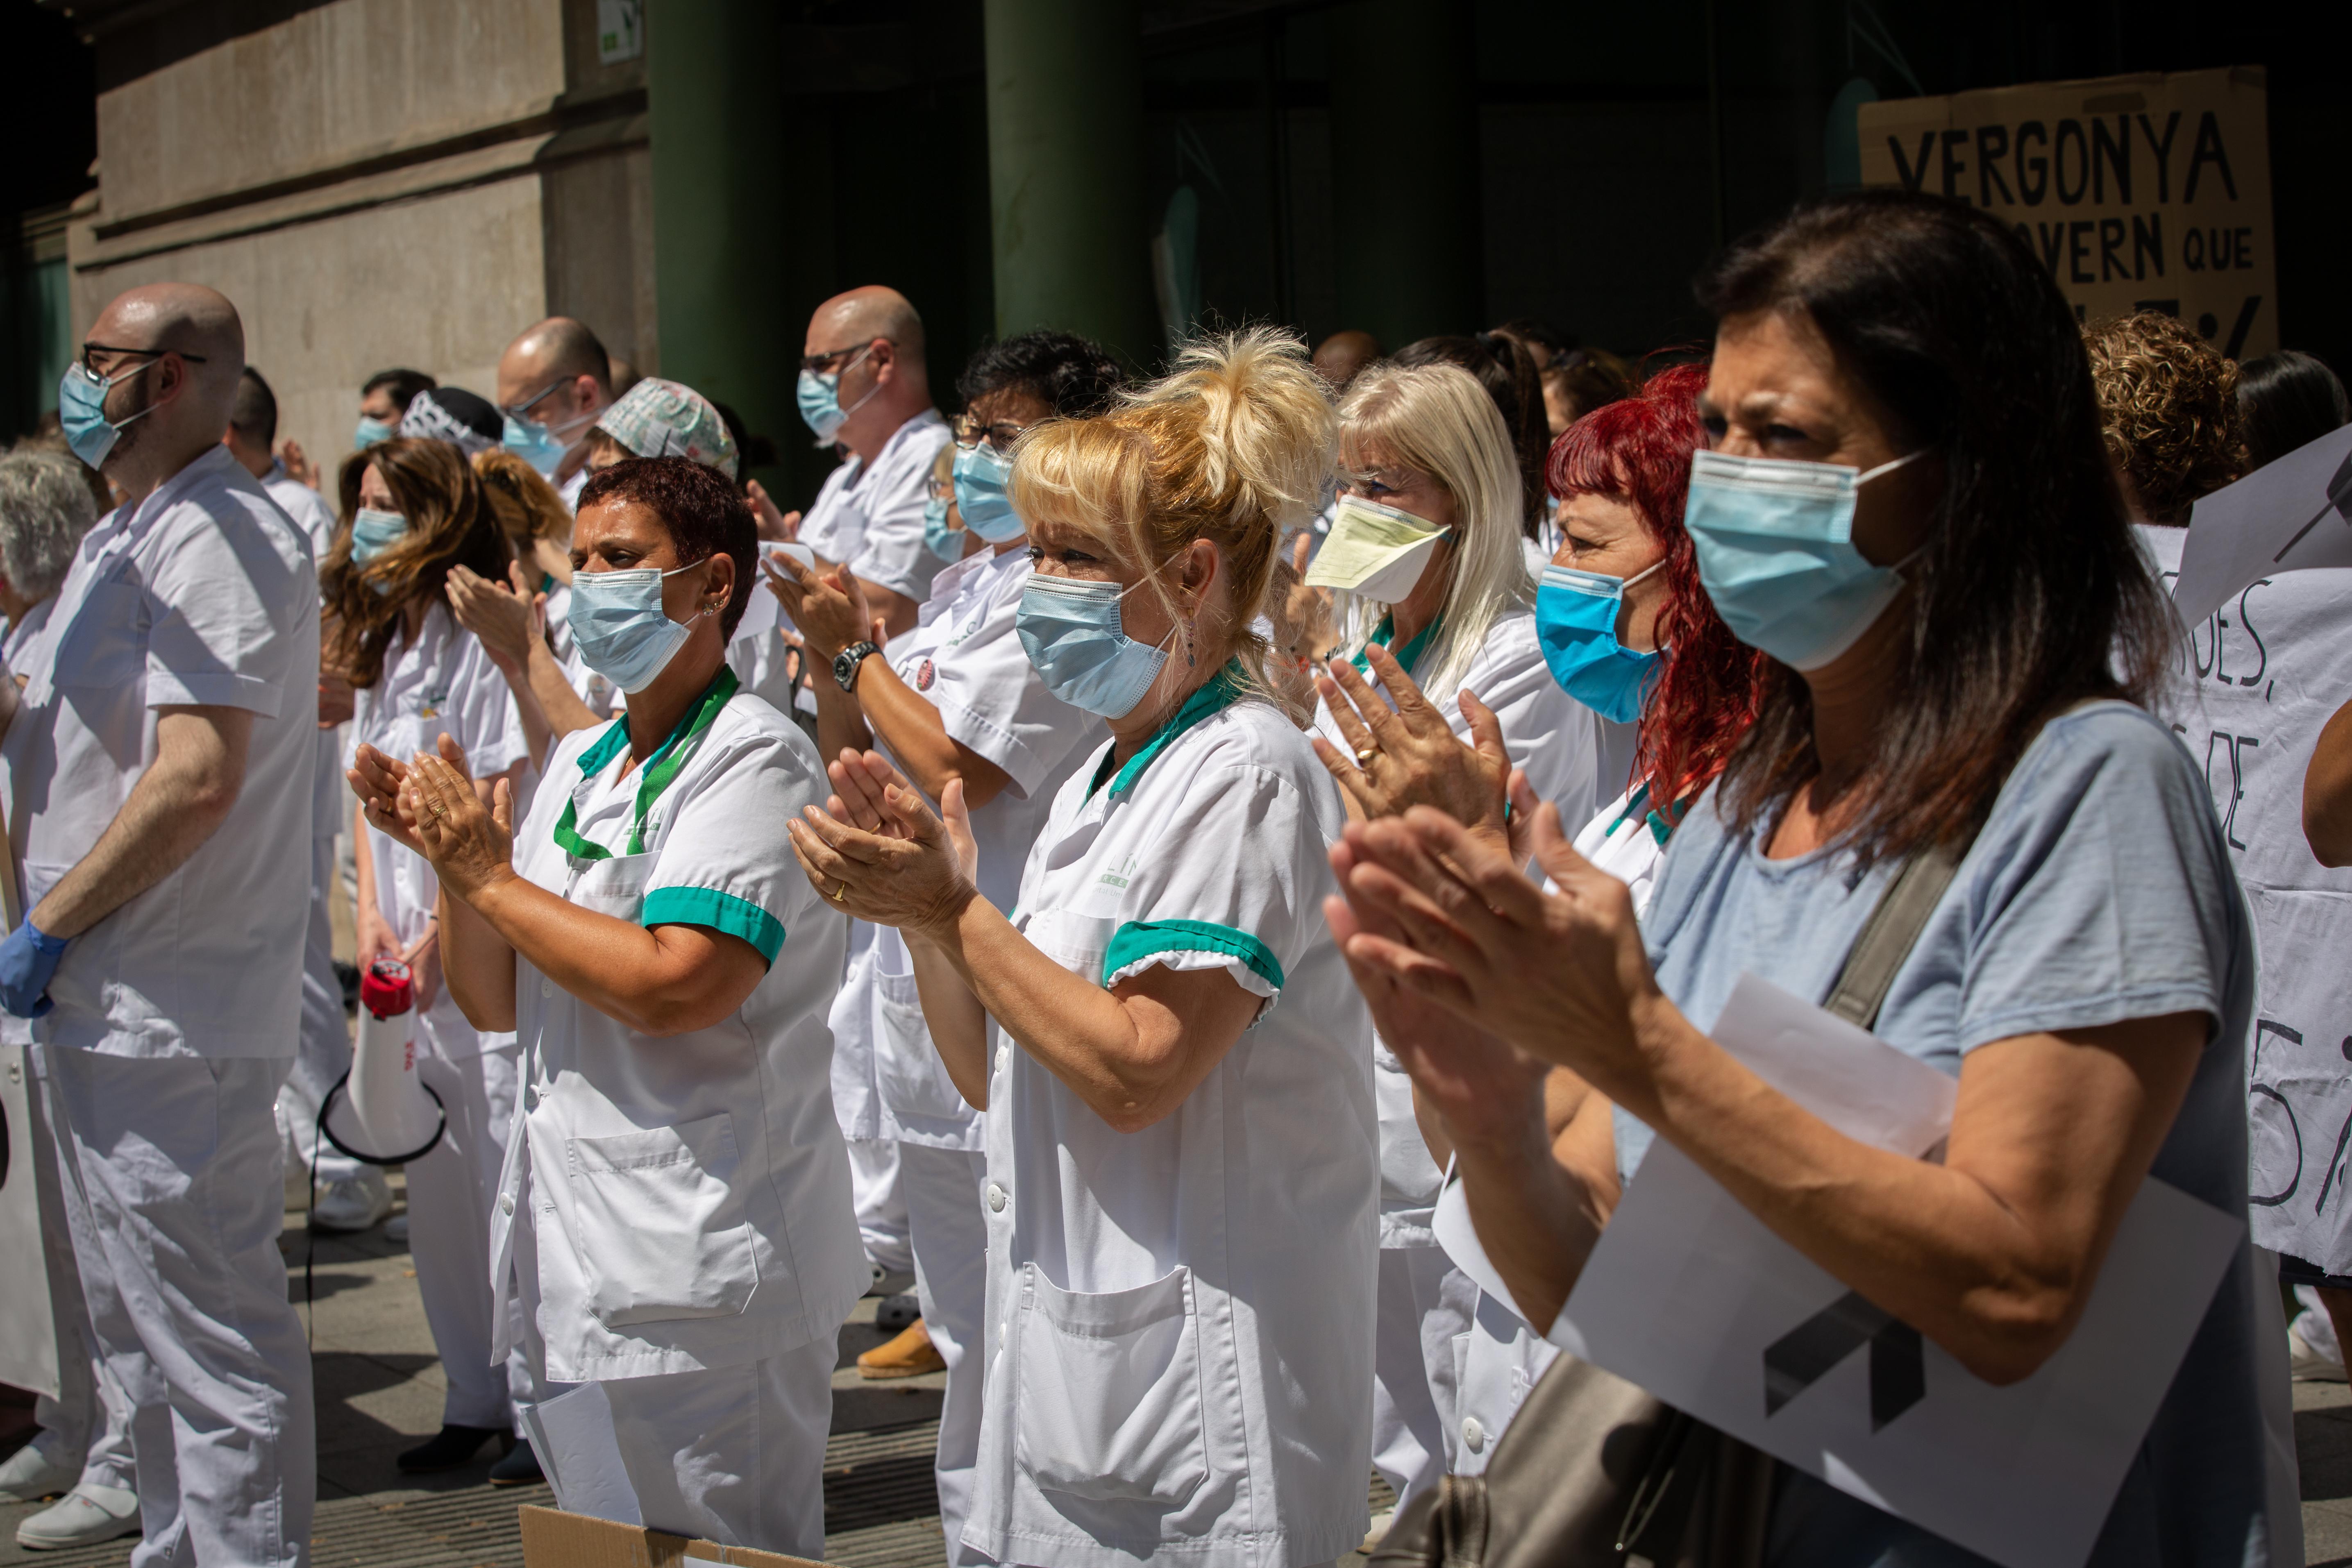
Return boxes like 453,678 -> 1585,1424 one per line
77,341 -> 206,378
953,414 -> 1030,453
502,378 -> 569,420
798,340 -> 885,377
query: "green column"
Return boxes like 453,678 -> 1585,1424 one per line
983,0 -> 1159,369
1326,0 -> 1483,347
646,0 -> 820,494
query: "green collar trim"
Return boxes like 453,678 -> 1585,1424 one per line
1088,663 -> 1247,800
554,666 -> 739,860
1351,609 -> 1446,681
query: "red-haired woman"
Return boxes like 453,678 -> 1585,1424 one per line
1314,362 -> 1766,1477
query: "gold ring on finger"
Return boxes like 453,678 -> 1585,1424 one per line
1355,746 -> 1380,766
831,880 -> 849,902
430,803 -> 447,818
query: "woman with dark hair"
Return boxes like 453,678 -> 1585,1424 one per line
1392,332 -> 1550,554
763,328 -> 1122,1551
1333,190 -> 2268,1565
2239,348 -> 2350,471
323,437 -> 535,1477
351,457 -> 863,1556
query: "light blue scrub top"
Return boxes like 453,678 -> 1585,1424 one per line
1628,700 -> 2270,1568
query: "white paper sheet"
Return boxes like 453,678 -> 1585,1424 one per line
520,1382 -> 641,1527
2170,424 -> 2352,626
1555,973 -> 2243,1568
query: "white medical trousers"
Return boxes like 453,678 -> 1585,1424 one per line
45,1048 -> 314,1568
1369,1245 -> 1473,1509
406,1042 -> 527,1431
278,835 -> 361,1187
847,1135 -> 913,1278
511,1199 -> 833,1558
24,1043 -> 135,1490
900,1143 -> 988,1566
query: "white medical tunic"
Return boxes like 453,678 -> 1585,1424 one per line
967,678 -> 1377,1568
798,409 -> 951,605
347,604 -> 529,1058
255,467 -> 348,843
1312,604 -> 1601,1245
857,545 -> 1100,1150
18,446 -> 318,1058
262,462 -> 336,558
490,672 -> 865,1382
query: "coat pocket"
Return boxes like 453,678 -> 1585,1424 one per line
563,1113 -> 760,1329
874,967 -> 969,1122
1012,1263 -> 1209,1507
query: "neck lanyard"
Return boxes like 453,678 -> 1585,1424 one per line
552,666 -> 738,860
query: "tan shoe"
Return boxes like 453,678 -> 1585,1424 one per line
857,1318 -> 945,1379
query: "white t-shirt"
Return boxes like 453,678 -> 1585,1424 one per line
488,676 -> 865,1382
1312,604 -> 1601,1244
346,603 -> 529,1059
965,680 -> 1377,1568
850,545 -> 1101,1150
798,408 -> 951,603
262,461 -> 337,558
18,446 -> 319,1058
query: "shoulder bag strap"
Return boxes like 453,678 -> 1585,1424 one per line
1820,838 -> 1966,1031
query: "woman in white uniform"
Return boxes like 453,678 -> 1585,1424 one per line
353,456 -> 864,1556
766,330 -> 1119,1554
1300,361 -> 1598,1507
790,331 -> 1377,1568
326,437 -> 532,1475
1317,363 -> 1764,1471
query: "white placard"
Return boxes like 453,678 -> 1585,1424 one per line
1555,973 -> 2243,1568
2170,423 -> 2352,626
595,0 -> 642,65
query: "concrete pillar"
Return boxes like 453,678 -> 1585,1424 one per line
1326,0 -> 1483,347
983,0 -> 1159,369
646,0 -> 811,489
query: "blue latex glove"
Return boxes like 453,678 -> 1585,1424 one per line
0,920 -> 69,1019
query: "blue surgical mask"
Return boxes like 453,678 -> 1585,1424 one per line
1683,448 -> 1927,670
502,384 -> 594,477
1535,562 -> 1665,724
350,509 -> 408,565
797,346 -> 879,445
354,415 -> 395,449
922,492 -> 963,563
1017,574 -> 1170,719
57,359 -> 162,470
953,442 -> 1025,543
567,561 -> 706,694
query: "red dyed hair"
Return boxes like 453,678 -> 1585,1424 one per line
1545,361 -> 1766,816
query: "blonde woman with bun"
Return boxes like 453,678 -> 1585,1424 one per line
1304,361 -> 1601,1509
789,330 -> 1377,1567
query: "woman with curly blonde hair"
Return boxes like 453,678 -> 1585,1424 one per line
2084,311 -> 2244,524
788,330 -> 1378,1567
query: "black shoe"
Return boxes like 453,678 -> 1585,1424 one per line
334,960 -> 361,1012
488,1438 -> 543,1487
395,1424 -> 507,1474
876,1291 -> 922,1332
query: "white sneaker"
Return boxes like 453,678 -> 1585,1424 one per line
311,1171 -> 393,1233
2291,1319 -> 2348,1382
18,1483 -> 141,1550
0,1443 -> 81,1503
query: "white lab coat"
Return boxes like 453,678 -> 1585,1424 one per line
967,680 -> 1377,1568
798,408 -> 951,604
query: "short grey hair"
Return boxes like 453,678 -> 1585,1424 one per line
0,452 -> 99,601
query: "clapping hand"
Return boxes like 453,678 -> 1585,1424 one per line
788,750 -> 978,936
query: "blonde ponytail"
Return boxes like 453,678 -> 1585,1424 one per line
1013,328 -> 1336,716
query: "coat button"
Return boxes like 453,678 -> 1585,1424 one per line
540,977 -> 552,998
995,1046 -> 1009,1072
524,1084 -> 539,1110
1462,1416 -> 1485,1453
499,1192 -> 515,1216
986,1182 -> 1006,1213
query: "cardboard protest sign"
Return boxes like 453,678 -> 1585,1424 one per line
2143,521 -> 2352,1270
1860,67 -> 2276,358
1555,974 -> 2242,1568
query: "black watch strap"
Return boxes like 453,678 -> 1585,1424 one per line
832,640 -> 881,692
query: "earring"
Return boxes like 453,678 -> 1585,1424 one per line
1184,619 -> 1196,669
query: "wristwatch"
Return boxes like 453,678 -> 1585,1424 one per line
832,640 -> 881,692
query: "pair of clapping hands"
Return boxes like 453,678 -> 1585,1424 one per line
349,735 -> 517,909
1307,647 -> 1661,1151
788,751 -> 980,939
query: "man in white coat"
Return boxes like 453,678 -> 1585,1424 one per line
0,282 -> 320,1567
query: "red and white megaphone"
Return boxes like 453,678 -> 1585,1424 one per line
320,958 -> 444,1164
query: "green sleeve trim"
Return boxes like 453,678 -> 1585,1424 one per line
1102,918 -> 1285,993
641,885 -> 786,966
